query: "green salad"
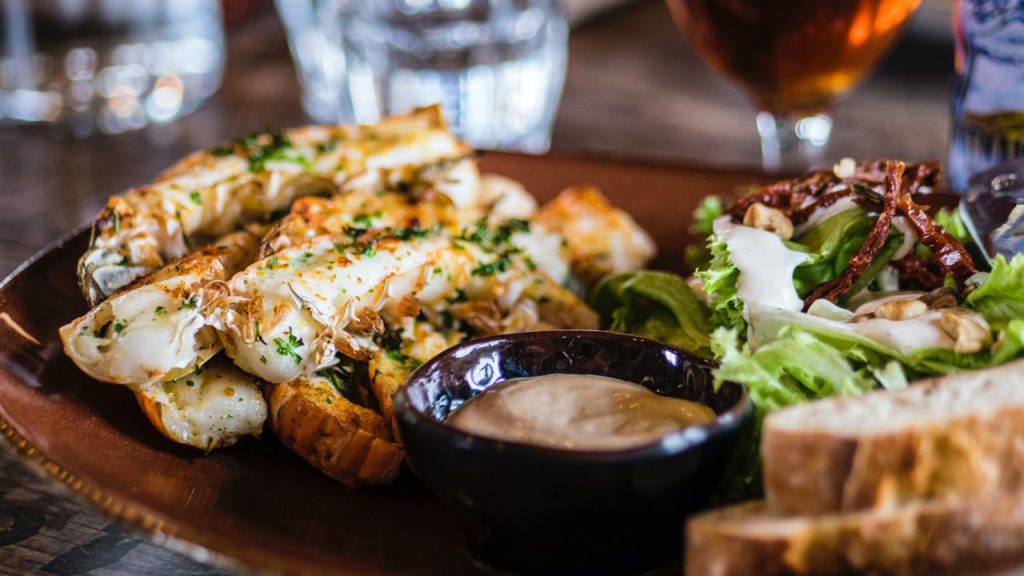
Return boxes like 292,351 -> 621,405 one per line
590,159 -> 1024,499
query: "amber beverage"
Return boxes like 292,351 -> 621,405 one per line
666,0 -> 922,172
667,0 -> 921,113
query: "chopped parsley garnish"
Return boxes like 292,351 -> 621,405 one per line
317,366 -> 352,396
186,380 -> 195,387
471,249 -> 520,277
245,130 -> 308,172
188,190 -> 202,205
459,218 -> 530,249
352,211 -> 382,228
111,212 -> 121,235
154,306 -> 167,317
446,288 -> 468,304
259,355 -> 267,364
254,320 -> 266,344
112,319 -> 127,336
209,129 -> 311,173
273,329 -> 304,365
386,350 -> 423,371
261,256 -> 280,271
180,294 -> 198,310
391,225 -> 436,241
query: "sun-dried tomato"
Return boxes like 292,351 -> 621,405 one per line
726,170 -> 838,220
851,160 -> 942,196
890,256 -> 944,291
802,161 -> 904,309
896,194 -> 976,282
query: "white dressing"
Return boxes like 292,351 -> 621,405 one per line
760,293 -> 962,357
795,195 -> 860,234
891,216 -> 918,260
848,311 -> 955,354
714,217 -> 809,318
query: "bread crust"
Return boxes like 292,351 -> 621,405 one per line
762,360 -> 1024,515
686,495 -> 1024,576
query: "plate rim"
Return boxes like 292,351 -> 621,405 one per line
0,225 -> 268,575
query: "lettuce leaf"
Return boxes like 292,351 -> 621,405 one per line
966,254 -> 1024,330
934,207 -> 971,246
708,327 -> 876,502
906,319 -> 1024,374
685,196 -> 725,269
713,327 -> 876,417
590,271 -> 713,357
695,235 -> 746,334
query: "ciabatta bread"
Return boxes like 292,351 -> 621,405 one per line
686,494 -> 1024,576
762,359 -> 1024,515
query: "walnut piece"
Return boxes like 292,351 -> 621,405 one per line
743,202 -> 794,240
874,299 -> 928,321
938,310 -> 992,354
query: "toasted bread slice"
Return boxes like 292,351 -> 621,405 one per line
686,495 -> 1024,576
762,359 -> 1024,516
266,372 -> 402,487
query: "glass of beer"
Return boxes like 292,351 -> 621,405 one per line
666,0 -> 922,172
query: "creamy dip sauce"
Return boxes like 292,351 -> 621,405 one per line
446,374 -> 716,451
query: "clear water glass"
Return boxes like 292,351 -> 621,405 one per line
275,0 -> 568,153
0,0 -> 225,135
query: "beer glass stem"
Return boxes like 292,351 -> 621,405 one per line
756,111 -> 833,173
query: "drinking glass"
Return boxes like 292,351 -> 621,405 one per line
666,0 -> 922,172
275,0 -> 568,153
0,0 -> 225,135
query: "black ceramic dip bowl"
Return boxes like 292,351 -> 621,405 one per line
393,330 -> 752,575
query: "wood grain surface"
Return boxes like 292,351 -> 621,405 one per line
0,1 -> 954,574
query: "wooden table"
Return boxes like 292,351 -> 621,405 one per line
0,2 -> 953,574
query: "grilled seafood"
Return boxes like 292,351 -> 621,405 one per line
63,109 -> 655,487
61,230 -> 259,385
134,358 -> 267,451
215,223 -> 597,384
266,364 -> 403,487
79,106 -> 472,305
368,320 -> 463,433
533,186 -> 657,285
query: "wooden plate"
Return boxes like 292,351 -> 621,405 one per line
0,153 -> 770,575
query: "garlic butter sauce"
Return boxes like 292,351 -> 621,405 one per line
446,374 -> 716,451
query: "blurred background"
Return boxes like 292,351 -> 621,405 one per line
0,0 -> 962,573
